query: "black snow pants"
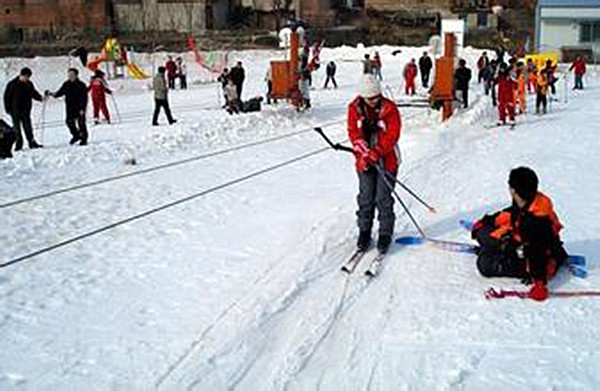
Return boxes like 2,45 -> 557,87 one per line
356,167 -> 396,237
11,112 -> 36,150
66,113 -> 88,144
474,225 -> 527,279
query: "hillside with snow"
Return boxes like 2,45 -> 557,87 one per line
1,46 -> 600,390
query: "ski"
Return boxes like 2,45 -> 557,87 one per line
365,252 -> 386,277
485,287 -> 600,300
395,235 -> 587,278
341,249 -> 367,274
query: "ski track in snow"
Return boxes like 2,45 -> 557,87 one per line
1,46 -> 600,389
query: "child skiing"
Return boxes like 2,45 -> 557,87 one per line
471,167 -> 567,301
348,74 -> 401,254
403,59 -> 418,96
88,70 -> 112,124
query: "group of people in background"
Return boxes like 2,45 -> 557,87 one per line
2,66 -> 115,156
165,56 -> 187,90
475,50 -> 587,126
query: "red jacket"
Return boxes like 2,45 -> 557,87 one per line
497,74 -> 516,104
570,58 -> 586,76
88,77 -> 110,98
403,63 -> 417,81
166,60 -> 177,77
348,96 -> 401,172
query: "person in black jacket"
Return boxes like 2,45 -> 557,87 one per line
47,68 -> 89,145
3,67 -> 44,151
418,52 -> 433,88
324,61 -> 338,89
454,59 -> 472,108
229,62 -> 245,101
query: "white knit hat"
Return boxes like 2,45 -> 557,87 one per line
359,74 -> 382,98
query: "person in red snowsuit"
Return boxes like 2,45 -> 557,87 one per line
348,74 -> 402,254
165,56 -> 177,89
496,64 -> 516,125
569,55 -> 586,90
403,59 -> 418,95
88,70 -> 112,124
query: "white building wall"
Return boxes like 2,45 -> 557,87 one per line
540,19 -> 579,49
541,7 -> 600,19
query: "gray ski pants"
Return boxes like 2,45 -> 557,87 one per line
356,167 -> 396,236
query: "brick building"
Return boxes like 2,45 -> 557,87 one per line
0,0 -> 109,42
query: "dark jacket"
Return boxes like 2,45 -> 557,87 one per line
242,98 -> 262,113
419,56 -> 433,73
217,71 -> 229,89
54,79 -> 88,118
229,66 -> 245,86
326,62 -> 336,76
3,77 -> 43,116
454,66 -> 472,90
472,192 -> 567,282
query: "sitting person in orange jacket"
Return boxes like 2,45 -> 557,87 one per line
471,167 -> 568,301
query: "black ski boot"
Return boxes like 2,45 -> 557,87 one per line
377,235 -> 392,254
357,231 -> 371,251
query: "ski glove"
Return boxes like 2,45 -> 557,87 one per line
528,280 -> 548,301
353,140 -> 370,171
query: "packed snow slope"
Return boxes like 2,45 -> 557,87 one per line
1,46 -> 600,390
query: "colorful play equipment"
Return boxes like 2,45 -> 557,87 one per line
187,35 -> 228,74
430,32 -> 456,121
87,37 -> 149,80
524,52 -> 559,69
270,30 -> 303,109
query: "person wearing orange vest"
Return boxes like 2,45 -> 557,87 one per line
348,75 -> 402,253
536,70 -> 549,114
516,61 -> 526,114
471,167 -> 568,301
526,58 -> 537,93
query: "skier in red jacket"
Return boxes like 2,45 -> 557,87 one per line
569,56 -> 586,90
165,56 -> 177,89
88,70 -> 112,124
403,59 -> 418,95
496,63 -> 516,126
348,75 -> 402,253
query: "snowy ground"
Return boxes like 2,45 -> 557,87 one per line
1,46 -> 600,390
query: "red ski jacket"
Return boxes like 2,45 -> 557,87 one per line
403,63 -> 417,81
347,96 -> 401,172
166,61 -> 177,77
570,59 -> 586,76
497,74 -> 516,104
88,77 -> 110,98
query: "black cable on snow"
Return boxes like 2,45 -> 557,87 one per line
0,120 -> 344,209
0,143 -> 338,269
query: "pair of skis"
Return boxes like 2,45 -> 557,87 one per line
393,222 -> 596,300
341,249 -> 386,277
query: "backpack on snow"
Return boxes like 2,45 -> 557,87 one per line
0,119 -> 16,159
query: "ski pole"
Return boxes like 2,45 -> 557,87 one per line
314,127 -> 436,213
382,171 -> 436,213
37,98 -> 47,144
374,164 -> 426,237
110,94 -> 122,123
315,127 -> 427,236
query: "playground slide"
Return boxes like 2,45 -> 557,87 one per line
87,57 -> 103,72
126,63 -> 149,79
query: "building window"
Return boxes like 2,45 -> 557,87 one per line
580,22 -> 600,43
